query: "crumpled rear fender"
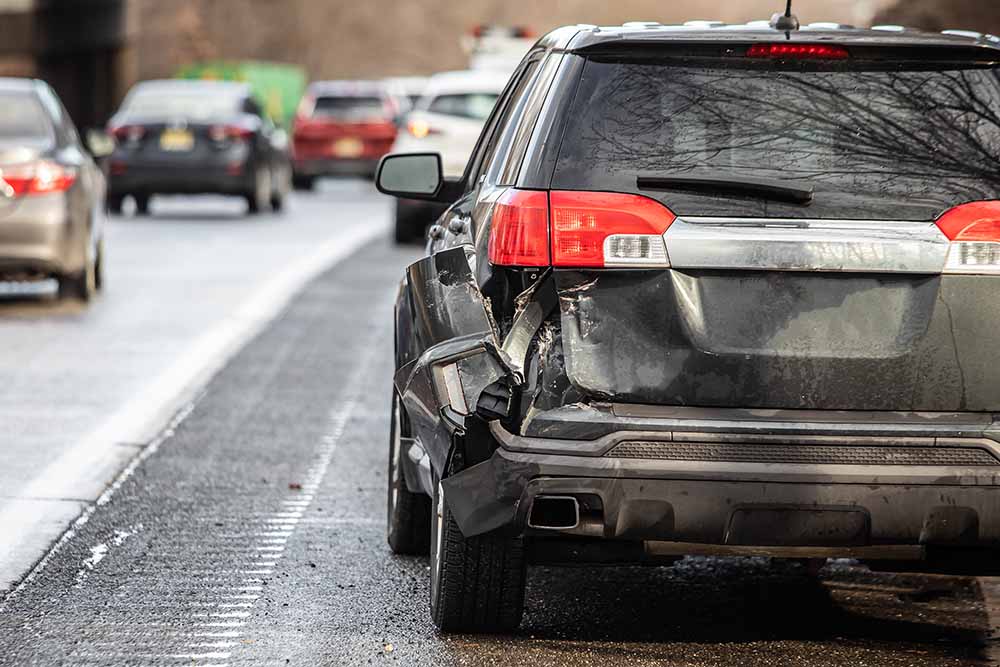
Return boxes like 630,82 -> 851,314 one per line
394,247 -> 513,475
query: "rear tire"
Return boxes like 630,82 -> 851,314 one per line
134,195 -> 150,216
58,247 -> 97,302
246,167 -> 271,215
292,174 -> 314,191
108,196 -> 124,216
429,475 -> 526,634
387,392 -> 431,555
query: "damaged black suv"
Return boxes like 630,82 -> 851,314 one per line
377,18 -> 1000,633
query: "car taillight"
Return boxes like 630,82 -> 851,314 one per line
211,125 -> 254,142
109,124 -> 145,144
488,189 -> 550,267
487,189 -> 675,268
0,161 -> 77,197
746,44 -> 850,59
551,191 -> 675,268
407,119 -> 439,139
936,201 -> 1000,274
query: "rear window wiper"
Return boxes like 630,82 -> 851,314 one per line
637,173 -> 814,205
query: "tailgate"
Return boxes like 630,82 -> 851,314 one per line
556,218 -> 1000,411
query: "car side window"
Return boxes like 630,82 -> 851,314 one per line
473,60 -> 541,187
35,83 -> 76,148
462,55 -> 543,190
493,54 -> 561,186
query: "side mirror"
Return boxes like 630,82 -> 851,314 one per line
376,153 -> 443,199
85,129 -> 115,158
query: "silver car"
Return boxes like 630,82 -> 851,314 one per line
0,78 -> 106,301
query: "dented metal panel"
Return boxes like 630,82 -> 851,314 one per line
394,247 -> 510,473
554,270 -> 1000,411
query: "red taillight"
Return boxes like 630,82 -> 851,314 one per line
487,189 -> 676,268
211,125 -> 254,142
488,189 -> 550,267
407,119 -> 439,139
551,191 -> 675,268
0,161 -> 77,197
746,43 -> 850,59
936,201 -> 1000,274
935,201 -> 1000,241
109,124 -> 145,143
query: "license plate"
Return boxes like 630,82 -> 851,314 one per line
332,138 -> 364,158
160,128 -> 195,152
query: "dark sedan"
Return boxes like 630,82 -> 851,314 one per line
107,80 -> 291,215
0,78 -> 106,301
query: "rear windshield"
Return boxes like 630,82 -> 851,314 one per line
312,95 -> 387,118
553,59 -> 1000,220
122,89 -> 242,121
425,93 -> 498,120
0,93 -> 54,143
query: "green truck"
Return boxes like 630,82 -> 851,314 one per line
175,60 -> 307,128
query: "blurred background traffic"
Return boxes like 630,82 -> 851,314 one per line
1,0 -> 997,305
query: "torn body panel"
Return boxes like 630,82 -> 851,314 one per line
394,246 -> 512,476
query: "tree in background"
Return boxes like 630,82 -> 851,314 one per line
874,0 -> 1000,34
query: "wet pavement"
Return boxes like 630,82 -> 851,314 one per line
1,206 -> 998,665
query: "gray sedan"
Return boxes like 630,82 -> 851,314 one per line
0,78 -> 106,301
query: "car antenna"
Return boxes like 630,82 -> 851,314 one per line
770,0 -> 800,31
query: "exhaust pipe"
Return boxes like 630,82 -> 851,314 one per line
528,496 -> 580,530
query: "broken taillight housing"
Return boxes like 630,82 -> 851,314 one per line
936,201 -> 1000,274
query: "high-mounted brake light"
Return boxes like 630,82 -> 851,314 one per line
551,191 -> 675,268
746,43 -> 850,59
936,201 -> 1000,274
488,189 -> 550,267
0,161 -> 77,197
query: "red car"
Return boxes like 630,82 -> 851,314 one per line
291,81 -> 398,189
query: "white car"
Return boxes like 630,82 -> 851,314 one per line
389,70 -> 509,242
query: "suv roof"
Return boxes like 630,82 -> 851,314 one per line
539,21 -> 1000,55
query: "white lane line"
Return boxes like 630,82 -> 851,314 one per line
0,217 -> 383,598
0,403 -> 193,609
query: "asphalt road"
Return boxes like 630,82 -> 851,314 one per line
1,184 -> 999,666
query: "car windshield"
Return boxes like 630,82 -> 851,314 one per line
554,59 -> 1000,220
425,93 -> 498,120
0,92 -> 54,143
122,88 -> 242,120
312,95 -> 386,118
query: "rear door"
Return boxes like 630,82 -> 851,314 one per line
546,48 -> 1000,412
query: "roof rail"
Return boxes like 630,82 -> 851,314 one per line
683,20 -> 725,27
806,22 -> 852,30
871,24 -> 906,32
942,29 -> 983,40
622,21 -> 661,28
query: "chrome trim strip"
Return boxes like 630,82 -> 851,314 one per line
665,216 -> 950,273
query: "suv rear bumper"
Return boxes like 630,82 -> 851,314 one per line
440,407 -> 1000,557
